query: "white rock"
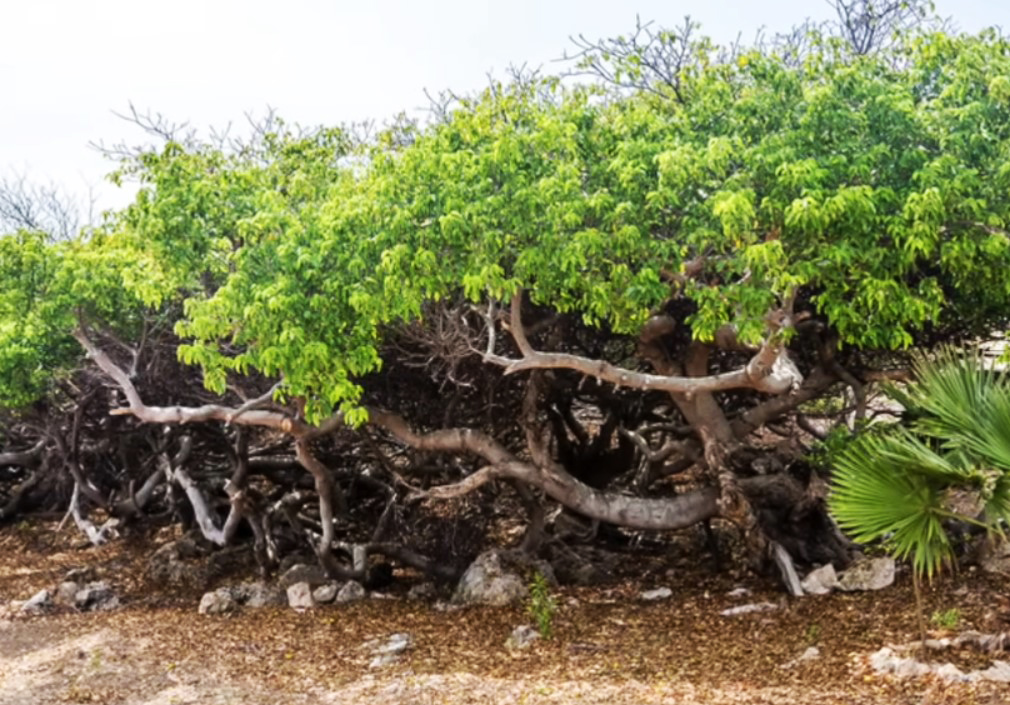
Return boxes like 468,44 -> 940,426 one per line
978,660 -> 1010,683
452,550 -> 527,607
640,587 -> 672,601
782,646 -> 820,669
198,589 -> 237,615
801,564 -> 841,595
726,587 -> 751,598
935,663 -> 967,682
20,589 -> 52,615
719,602 -> 779,617
313,582 -> 339,603
366,632 -> 412,667
56,581 -> 81,604
506,625 -> 541,650
286,582 -> 315,610
869,647 -> 930,678
838,557 -> 895,592
335,580 -> 366,604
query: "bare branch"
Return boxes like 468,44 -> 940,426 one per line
484,291 -> 803,397
369,408 -> 719,531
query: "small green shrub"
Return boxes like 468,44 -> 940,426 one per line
930,608 -> 961,630
527,570 -> 557,639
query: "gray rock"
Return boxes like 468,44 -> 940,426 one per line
74,582 -> 119,611
56,581 -> 81,604
335,580 -> 366,604
286,582 -> 315,610
978,538 -> 1010,575
312,582 -> 340,604
719,602 -> 779,617
229,581 -> 286,608
146,542 -> 209,588
366,632 -> 412,668
20,589 -> 52,615
802,563 -> 841,595
452,550 -> 527,607
279,563 -> 328,589
782,646 -> 820,669
640,587 -> 673,601
506,625 -> 541,650
838,557 -> 895,592
406,582 -> 436,601
870,648 -> 929,678
198,589 -> 237,615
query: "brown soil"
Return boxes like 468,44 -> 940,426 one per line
1,522 -> 1008,704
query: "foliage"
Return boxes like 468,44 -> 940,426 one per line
527,570 -> 558,639
3,29 -> 1008,423
829,349 -> 1010,579
930,607 -> 960,629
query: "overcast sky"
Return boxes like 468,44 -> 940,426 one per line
1,0 -> 1006,216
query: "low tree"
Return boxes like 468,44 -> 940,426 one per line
2,20 -> 1010,591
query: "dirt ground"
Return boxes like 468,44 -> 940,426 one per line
1,522 -> 1008,705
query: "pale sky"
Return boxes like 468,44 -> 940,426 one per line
1,0 -> 1006,216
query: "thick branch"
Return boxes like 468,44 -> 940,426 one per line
371,409 -> 718,531
0,441 -> 45,467
485,292 -> 802,397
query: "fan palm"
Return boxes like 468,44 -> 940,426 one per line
829,347 -> 1010,642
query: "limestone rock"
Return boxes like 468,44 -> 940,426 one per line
75,582 -> 119,611
719,602 -> 779,617
146,541 -> 209,588
802,563 -> 841,595
279,563 -> 328,589
366,632 -> 412,668
838,557 -> 895,592
782,646 -> 820,669
198,589 -> 237,615
335,580 -> 366,604
312,582 -> 340,604
640,587 -> 672,601
286,582 -> 315,610
407,582 -> 436,601
56,581 -> 81,604
20,589 -> 52,615
978,538 -> 1010,575
230,581 -> 286,608
452,550 -> 527,607
506,625 -> 541,650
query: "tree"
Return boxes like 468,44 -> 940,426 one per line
2,24 -> 1010,590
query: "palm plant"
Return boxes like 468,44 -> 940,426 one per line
829,347 -> 1010,643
